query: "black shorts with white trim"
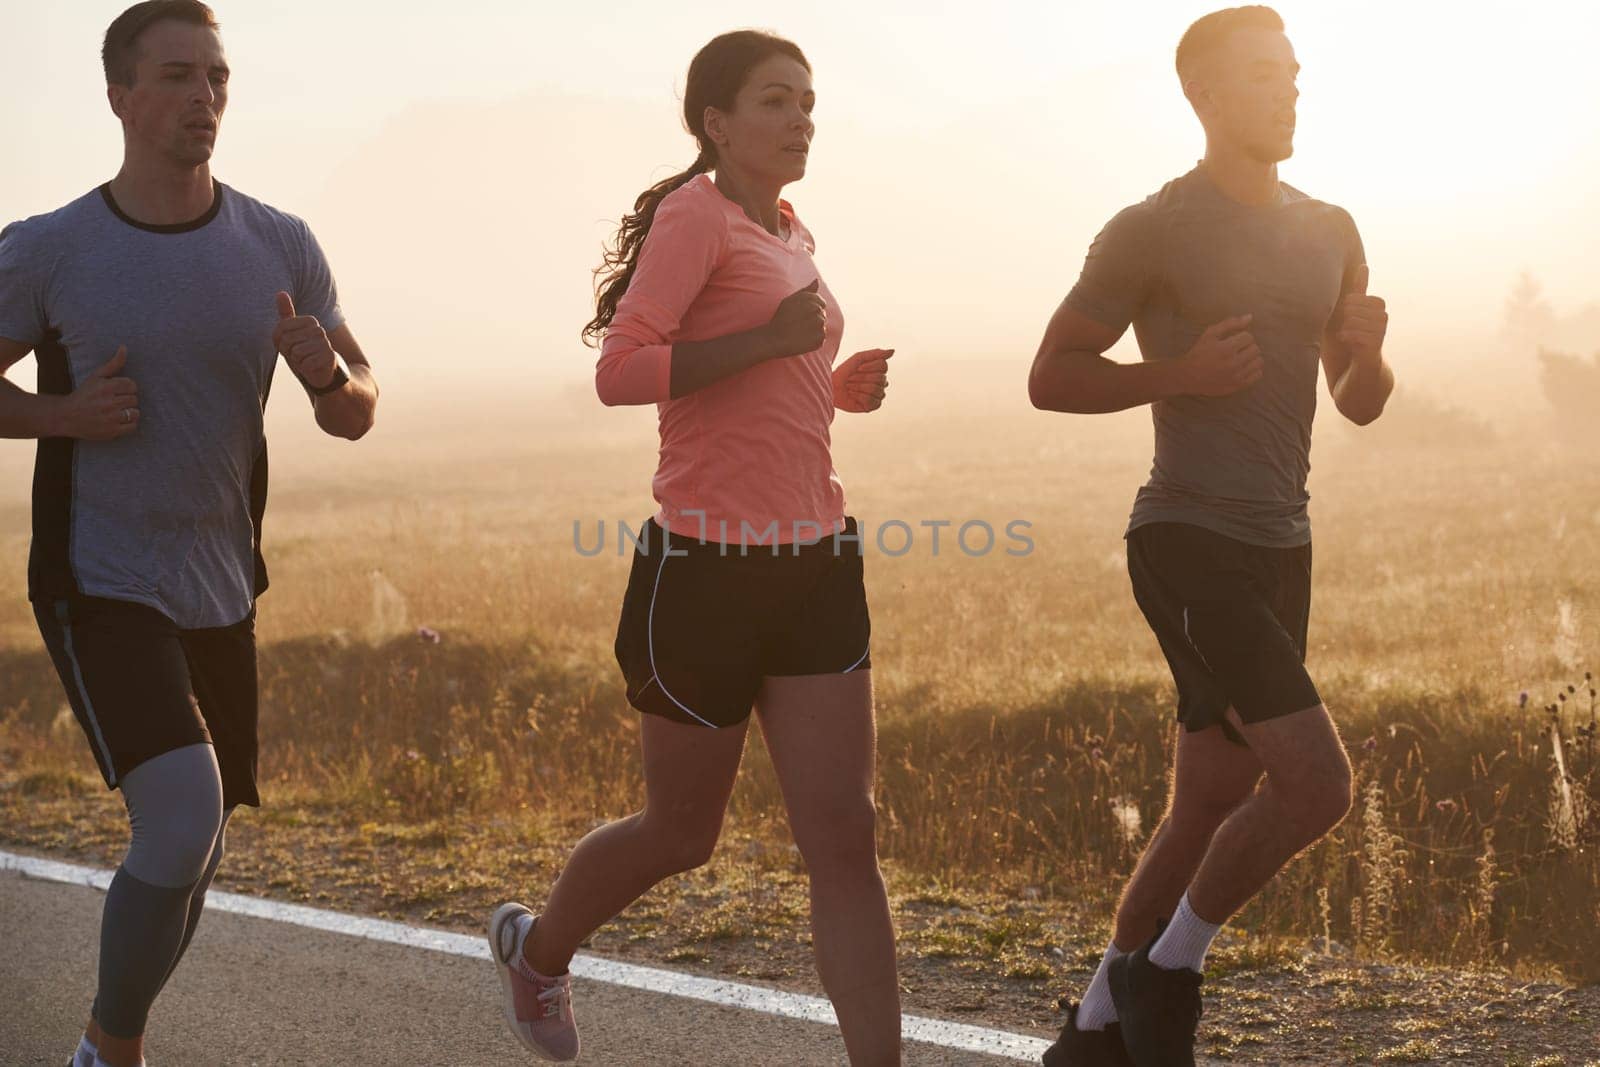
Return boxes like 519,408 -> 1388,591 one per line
613,516 -> 872,729
33,593 -> 260,808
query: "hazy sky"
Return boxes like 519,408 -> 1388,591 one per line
3,0 -> 1599,404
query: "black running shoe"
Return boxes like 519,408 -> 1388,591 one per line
1041,1001 -> 1135,1066
1106,935 -> 1203,1067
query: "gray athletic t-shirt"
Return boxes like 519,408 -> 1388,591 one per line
1064,166 -> 1364,548
0,182 -> 343,628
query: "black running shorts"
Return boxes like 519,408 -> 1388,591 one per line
1126,522 -> 1320,746
613,516 -> 872,729
33,594 -> 261,808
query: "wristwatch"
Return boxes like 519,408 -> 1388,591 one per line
307,364 -> 350,397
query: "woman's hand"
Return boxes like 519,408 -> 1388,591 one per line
832,348 -> 894,412
761,280 -> 828,359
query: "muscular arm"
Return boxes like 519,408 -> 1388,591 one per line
1320,326 -> 1393,426
309,323 -> 378,441
1028,304 -> 1192,414
1319,263 -> 1394,426
0,337 -> 59,438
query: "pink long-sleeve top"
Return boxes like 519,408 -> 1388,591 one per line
596,174 -> 847,546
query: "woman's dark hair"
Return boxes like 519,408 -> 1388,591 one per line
584,30 -> 810,346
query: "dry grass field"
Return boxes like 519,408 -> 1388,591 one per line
1,367 -> 1596,1061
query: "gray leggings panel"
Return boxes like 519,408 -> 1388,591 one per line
94,744 -> 225,1037
120,743 -> 224,888
93,806 -> 233,1026
161,805 -> 232,990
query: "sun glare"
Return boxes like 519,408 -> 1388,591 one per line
1286,1 -> 1597,204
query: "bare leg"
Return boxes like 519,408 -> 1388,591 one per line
757,670 -> 900,1067
1185,704 -> 1352,923
524,714 -> 749,975
1112,722 -> 1264,950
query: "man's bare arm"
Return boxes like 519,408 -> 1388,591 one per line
0,337 -> 50,437
1029,303 -> 1263,413
0,337 -> 142,441
1320,329 -> 1393,426
1320,265 -> 1393,426
311,323 -> 378,441
270,292 -> 376,441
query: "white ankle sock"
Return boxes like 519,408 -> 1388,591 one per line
1076,942 -> 1127,1030
1148,892 -> 1222,973
74,1036 -> 96,1067
94,1058 -> 145,1067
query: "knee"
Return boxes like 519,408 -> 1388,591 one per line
128,802 -> 221,887
169,802 -> 224,883
1280,765 -> 1353,840
1170,784 -> 1254,835
669,830 -> 721,874
121,745 -> 224,886
642,807 -> 724,875
794,796 -> 880,874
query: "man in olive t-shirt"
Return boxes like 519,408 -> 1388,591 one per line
1029,7 -> 1394,1067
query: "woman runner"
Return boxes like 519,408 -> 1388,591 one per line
488,29 -> 901,1066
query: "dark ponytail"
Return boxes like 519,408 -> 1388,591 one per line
584,30 -> 810,346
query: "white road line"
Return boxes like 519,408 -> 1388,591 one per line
1,849 -> 1051,1062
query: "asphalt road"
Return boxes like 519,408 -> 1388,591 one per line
1,866 -> 1035,1066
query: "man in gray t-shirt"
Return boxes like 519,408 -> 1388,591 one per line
1029,7 -> 1393,1066
1065,166 -> 1366,548
0,181 -> 346,628
0,5 -> 379,1065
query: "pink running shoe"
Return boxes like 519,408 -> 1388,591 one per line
489,902 -> 581,1062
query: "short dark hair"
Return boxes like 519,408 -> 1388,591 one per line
103,0 -> 220,87
1175,5 -> 1284,79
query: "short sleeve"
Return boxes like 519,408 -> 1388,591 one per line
0,222 -> 48,347
295,219 -> 345,334
1061,204 -> 1157,333
595,185 -> 725,406
1337,209 -> 1367,298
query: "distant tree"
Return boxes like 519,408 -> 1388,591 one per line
1503,271 -> 1600,359
1503,271 -> 1556,348
1537,348 -> 1600,448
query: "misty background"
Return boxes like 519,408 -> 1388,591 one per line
3,0 -> 1598,469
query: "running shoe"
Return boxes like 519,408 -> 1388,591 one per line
489,902 -> 580,1062
1107,932 -> 1203,1067
1041,1001 -> 1135,1066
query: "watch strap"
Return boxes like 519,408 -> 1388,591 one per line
307,364 -> 350,397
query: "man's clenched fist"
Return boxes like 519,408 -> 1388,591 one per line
58,345 -> 139,440
1335,264 -> 1387,360
273,291 -> 340,390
